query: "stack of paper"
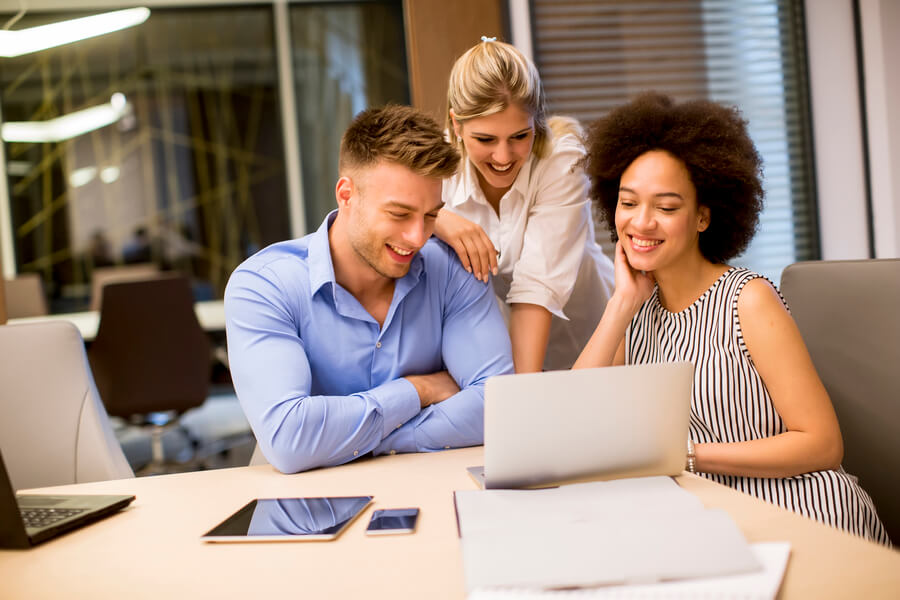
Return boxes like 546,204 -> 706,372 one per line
455,477 -> 782,595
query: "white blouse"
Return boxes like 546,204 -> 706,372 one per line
442,133 -> 614,370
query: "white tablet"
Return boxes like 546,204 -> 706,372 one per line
201,496 -> 373,542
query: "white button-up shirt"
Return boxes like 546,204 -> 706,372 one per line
442,133 -> 614,370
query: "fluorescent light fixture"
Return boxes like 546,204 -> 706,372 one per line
2,93 -> 131,143
0,7 -> 150,58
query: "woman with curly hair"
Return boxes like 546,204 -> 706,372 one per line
575,92 -> 889,545
436,38 -> 614,372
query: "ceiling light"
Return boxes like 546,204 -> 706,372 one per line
0,7 -> 150,58
1,93 -> 132,143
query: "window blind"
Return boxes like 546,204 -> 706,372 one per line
531,0 -> 819,281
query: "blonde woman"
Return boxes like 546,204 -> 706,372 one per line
437,38 -> 614,372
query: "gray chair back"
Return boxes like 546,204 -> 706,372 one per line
780,258 -> 900,544
0,321 -> 133,489
3,273 -> 48,318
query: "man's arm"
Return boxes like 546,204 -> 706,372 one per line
225,267 -> 421,474
374,251 -> 514,454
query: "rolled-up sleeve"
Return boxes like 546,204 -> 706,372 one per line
506,138 -> 591,320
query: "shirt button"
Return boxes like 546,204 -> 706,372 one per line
353,450 -> 359,457
389,450 -> 397,455
375,341 -> 382,348
396,424 -> 402,429
444,446 -> 450,450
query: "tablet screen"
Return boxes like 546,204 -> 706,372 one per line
201,496 -> 373,542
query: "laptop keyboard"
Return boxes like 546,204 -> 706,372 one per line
21,507 -> 86,529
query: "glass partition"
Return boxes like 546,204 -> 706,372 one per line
0,1 -> 409,313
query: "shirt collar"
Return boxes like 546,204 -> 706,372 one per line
307,209 -> 427,299
308,210 -> 338,296
450,151 -> 536,209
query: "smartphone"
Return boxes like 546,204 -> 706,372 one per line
365,508 -> 419,535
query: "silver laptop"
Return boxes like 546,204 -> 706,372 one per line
470,362 -> 694,489
0,449 -> 134,548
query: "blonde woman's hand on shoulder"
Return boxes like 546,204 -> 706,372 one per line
434,209 -> 498,283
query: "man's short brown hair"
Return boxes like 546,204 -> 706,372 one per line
340,104 -> 460,178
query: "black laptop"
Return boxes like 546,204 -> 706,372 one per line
0,449 -> 135,549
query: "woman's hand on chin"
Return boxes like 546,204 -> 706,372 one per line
613,241 -> 655,313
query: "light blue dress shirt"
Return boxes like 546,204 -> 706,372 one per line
225,212 -> 514,473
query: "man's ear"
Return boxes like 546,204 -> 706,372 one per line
697,205 -> 711,233
335,176 -> 354,208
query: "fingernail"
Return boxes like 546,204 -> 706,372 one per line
466,267 -> 472,273
492,267 -> 498,275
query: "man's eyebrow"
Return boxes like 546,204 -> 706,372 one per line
385,201 -> 445,213
618,186 -> 684,200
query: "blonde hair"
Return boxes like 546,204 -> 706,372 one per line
340,104 -> 459,178
447,39 -> 581,160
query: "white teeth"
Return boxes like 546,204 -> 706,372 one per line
388,244 -> 413,256
491,163 -> 512,172
632,237 -> 662,248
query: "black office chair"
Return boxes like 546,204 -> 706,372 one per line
88,275 -> 211,473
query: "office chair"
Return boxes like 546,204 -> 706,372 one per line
3,273 -> 49,318
0,321 -> 134,489
88,275 -> 211,473
89,263 -> 159,311
781,258 -> 900,544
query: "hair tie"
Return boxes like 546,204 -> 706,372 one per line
481,36 -> 496,43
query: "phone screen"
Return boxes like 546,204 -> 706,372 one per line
365,508 -> 419,535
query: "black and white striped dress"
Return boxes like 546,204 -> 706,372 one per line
626,267 -> 890,545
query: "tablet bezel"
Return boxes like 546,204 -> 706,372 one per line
201,496 -> 373,543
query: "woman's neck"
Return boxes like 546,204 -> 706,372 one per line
654,254 -> 729,312
475,170 -> 510,216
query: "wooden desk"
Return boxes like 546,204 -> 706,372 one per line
5,299 -> 225,341
1,447 -> 897,599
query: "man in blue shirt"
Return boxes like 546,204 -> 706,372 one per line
225,105 -> 514,474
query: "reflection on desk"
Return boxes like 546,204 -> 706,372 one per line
5,299 -> 225,341
0,447 -> 897,599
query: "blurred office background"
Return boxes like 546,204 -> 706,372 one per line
1,0 -> 898,472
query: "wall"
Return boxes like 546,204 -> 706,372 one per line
404,0 -> 506,122
859,0 -> 900,258
805,0 -> 900,260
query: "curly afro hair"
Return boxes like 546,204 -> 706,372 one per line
585,92 -> 764,263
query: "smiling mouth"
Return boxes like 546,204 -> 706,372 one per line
488,162 -> 513,173
387,243 -> 413,256
630,236 -> 663,249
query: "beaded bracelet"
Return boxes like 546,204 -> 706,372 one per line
686,438 -> 697,474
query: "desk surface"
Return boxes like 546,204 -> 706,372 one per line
5,299 -> 225,341
1,447 -> 897,599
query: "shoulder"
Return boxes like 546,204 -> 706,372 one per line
734,271 -> 789,325
527,132 -> 587,188
419,237 -> 465,276
539,132 -> 586,168
225,237 -> 313,297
